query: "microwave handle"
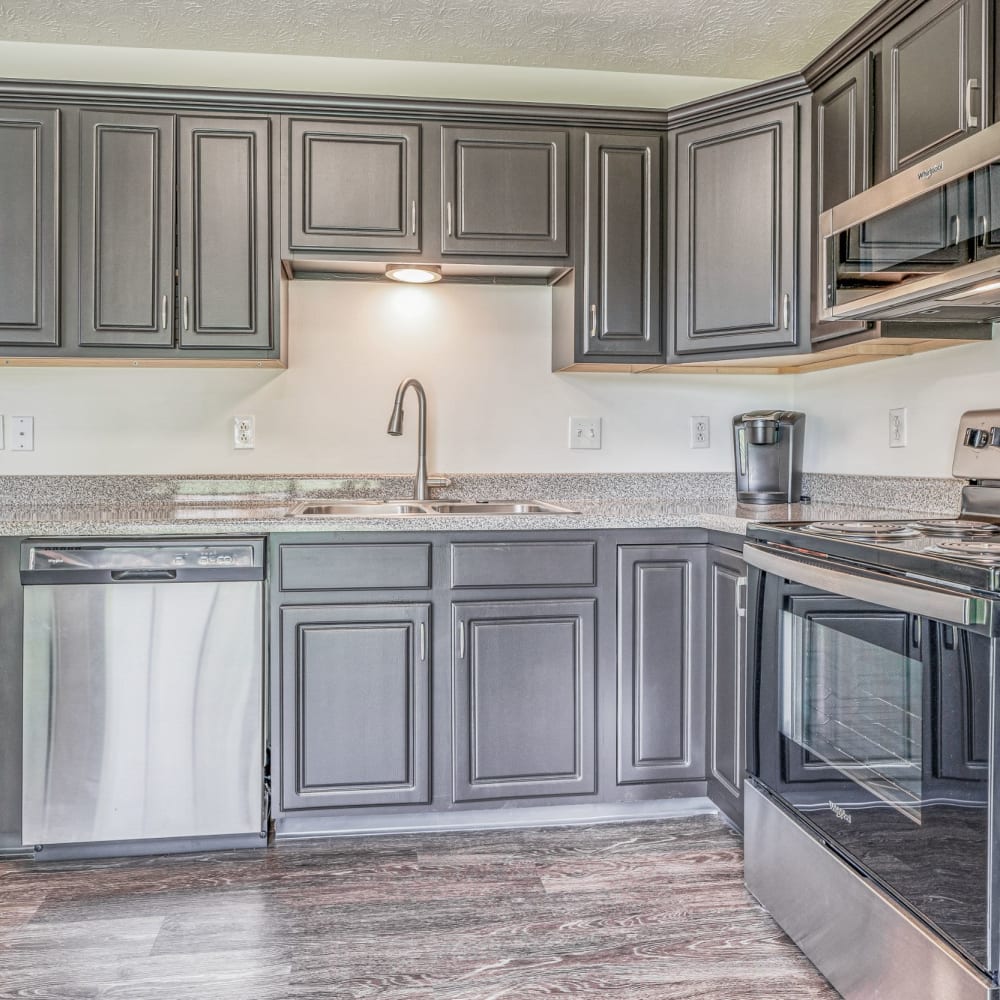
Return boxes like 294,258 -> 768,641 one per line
742,543 -> 992,628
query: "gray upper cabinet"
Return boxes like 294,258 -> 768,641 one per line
0,107 -> 59,348
671,100 -> 801,357
178,116 -> 273,350
580,132 -> 663,360
286,118 -> 421,253
441,126 -> 569,257
279,602 -> 431,811
452,598 -> 596,801
617,546 -> 705,785
78,110 -> 175,348
878,0 -> 987,179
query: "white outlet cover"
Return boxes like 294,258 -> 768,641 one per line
233,415 -> 255,450
569,416 -> 602,450
889,408 -> 908,448
10,416 -> 33,452
690,415 -> 710,449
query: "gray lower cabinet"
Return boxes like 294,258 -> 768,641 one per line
285,117 -> 421,254
441,126 -> 569,257
0,106 -> 59,347
671,99 -> 802,357
452,598 -> 597,801
78,110 -> 176,348
617,546 -> 705,784
279,602 -> 431,810
706,547 -> 747,827
579,131 -> 663,360
177,116 -> 273,350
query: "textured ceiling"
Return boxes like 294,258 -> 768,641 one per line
0,0 -> 881,79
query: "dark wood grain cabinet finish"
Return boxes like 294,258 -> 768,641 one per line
580,132 -> 663,360
280,602 -> 430,810
706,547 -> 747,826
78,110 -> 175,347
287,118 -> 421,253
617,546 -> 705,785
441,126 -> 569,257
452,599 -> 596,801
0,107 -> 59,347
178,116 -> 273,350
878,0 -> 987,179
671,100 -> 801,357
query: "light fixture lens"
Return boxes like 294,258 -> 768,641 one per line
385,264 -> 442,284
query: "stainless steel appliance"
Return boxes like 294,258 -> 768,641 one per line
20,538 -> 266,859
732,410 -> 805,504
820,118 -> 1000,324
742,410 -> 1000,999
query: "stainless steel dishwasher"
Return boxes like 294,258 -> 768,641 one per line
20,538 -> 266,858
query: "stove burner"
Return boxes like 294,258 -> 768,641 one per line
927,540 -> 1000,563
910,519 -> 1000,538
803,521 -> 921,541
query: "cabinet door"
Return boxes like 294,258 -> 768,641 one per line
617,546 -> 705,784
706,548 -> 747,826
0,107 -> 59,347
879,0 -> 986,178
280,603 -> 430,810
78,111 -> 175,347
441,126 -> 568,257
672,102 -> 799,356
580,132 -> 663,359
287,118 -> 421,253
178,116 -> 272,350
452,599 -> 596,801
812,55 -> 874,344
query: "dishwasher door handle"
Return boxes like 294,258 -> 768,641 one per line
110,570 -> 178,582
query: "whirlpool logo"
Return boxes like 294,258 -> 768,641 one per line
917,161 -> 945,181
830,802 -> 852,823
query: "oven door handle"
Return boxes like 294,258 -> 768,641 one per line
743,543 -> 993,629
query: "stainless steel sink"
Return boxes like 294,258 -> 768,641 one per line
428,501 -> 577,515
287,499 -> 578,517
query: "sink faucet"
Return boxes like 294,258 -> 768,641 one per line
387,378 -> 433,501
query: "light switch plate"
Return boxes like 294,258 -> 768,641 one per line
569,417 -> 602,450
10,416 -> 33,451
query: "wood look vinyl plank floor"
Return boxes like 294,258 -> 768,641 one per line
0,814 -> 837,999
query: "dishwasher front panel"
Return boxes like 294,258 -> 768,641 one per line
22,580 -> 263,847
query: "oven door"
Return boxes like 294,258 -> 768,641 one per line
745,542 -> 998,975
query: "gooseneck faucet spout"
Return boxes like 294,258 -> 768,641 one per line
387,378 -> 430,501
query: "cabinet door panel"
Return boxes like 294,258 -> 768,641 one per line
582,132 -> 662,359
280,603 -> 430,810
288,119 -> 421,252
673,103 -> 798,355
881,0 -> 985,177
618,546 -> 705,784
178,116 -> 272,349
78,111 -> 174,347
442,127 -> 568,256
452,599 -> 596,801
0,107 -> 59,347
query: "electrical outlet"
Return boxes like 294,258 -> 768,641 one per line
233,416 -> 255,450
690,416 -> 710,449
889,408 -> 908,448
10,416 -> 33,452
569,417 -> 602,450
0,416 -> 5,450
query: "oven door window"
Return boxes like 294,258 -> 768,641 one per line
769,591 -> 990,971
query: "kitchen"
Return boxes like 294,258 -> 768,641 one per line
3,0 -> 1000,996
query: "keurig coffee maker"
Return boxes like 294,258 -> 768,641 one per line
732,411 -> 805,504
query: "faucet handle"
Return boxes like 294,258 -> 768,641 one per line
426,475 -> 452,491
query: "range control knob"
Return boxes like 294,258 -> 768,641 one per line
966,428 -> 990,449
990,427 -> 1000,448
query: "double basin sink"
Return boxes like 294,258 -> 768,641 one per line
288,499 -> 578,517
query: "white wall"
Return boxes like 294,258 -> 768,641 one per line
0,282 -> 793,475
794,337 -> 1000,479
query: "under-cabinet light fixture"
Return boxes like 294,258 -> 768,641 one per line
385,263 -> 442,284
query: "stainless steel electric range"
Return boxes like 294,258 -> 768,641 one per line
743,409 -> 1000,1000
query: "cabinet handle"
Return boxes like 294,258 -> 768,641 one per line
782,293 -> 791,330
980,216 -> 990,246
446,201 -> 453,237
590,303 -> 598,338
952,215 -> 962,247
419,621 -> 426,661
736,576 -> 748,619
456,620 -> 465,659
160,294 -> 168,330
411,200 -> 417,236
182,295 -> 190,332
967,78 -> 980,129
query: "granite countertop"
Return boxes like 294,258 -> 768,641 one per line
0,497 -> 954,538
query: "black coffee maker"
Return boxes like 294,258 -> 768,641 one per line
732,411 -> 805,504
